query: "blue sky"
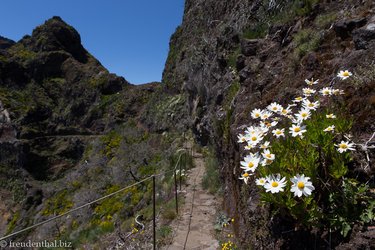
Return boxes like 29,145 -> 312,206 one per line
0,0 -> 184,84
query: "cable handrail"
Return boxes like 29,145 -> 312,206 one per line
0,149 -> 189,241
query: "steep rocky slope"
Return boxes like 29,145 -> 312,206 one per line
163,0 -> 375,248
0,17 -> 188,247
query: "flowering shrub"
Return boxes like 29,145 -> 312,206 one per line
237,70 -> 374,236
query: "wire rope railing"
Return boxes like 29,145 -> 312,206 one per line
0,147 -> 192,250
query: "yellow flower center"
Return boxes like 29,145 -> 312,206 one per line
241,138 -> 246,142
251,136 -> 257,141
343,71 -> 350,77
265,122 -> 271,127
308,103 -> 314,107
260,179 -> 265,184
302,113 -> 308,117
271,181 -> 279,187
276,130 -> 282,135
272,107 -> 277,111
266,159 -> 273,164
255,113 -> 260,118
294,127 -> 301,132
265,154 -> 272,158
282,109 -> 287,114
340,144 -> 348,149
297,181 -> 305,189
248,162 -> 254,168
242,173 -> 249,178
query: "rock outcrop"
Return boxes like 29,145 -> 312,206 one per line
162,0 -> 375,248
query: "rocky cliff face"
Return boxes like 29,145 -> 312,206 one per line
163,0 -> 375,248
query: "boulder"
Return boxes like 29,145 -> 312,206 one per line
353,15 -> 375,49
334,18 -> 367,39
241,39 -> 259,56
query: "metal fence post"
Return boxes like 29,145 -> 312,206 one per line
174,170 -> 178,214
179,155 -> 182,191
152,175 -> 156,250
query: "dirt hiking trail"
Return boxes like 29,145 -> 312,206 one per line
163,151 -> 220,250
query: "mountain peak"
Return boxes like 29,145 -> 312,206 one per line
27,16 -> 87,62
0,35 -> 15,49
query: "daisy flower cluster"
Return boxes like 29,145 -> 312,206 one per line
237,70 -> 356,197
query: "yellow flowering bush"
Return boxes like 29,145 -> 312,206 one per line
237,70 -> 374,236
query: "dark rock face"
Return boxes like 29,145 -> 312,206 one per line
353,15 -> 375,49
334,18 -> 367,39
0,36 -> 15,50
163,0 -> 375,248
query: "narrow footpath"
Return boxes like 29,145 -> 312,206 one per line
163,151 -> 220,250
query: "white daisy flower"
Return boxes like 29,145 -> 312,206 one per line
261,158 -> 274,166
237,133 -> 247,143
302,88 -> 316,97
245,126 -> 258,135
295,109 -> 311,122
281,106 -> 292,116
264,174 -> 287,193
305,78 -> 319,86
262,149 -> 275,161
244,143 -> 256,150
267,102 -> 283,113
326,113 -> 336,119
323,125 -> 335,132
256,177 -> 267,186
261,111 -> 273,120
289,124 -> 307,137
290,174 -> 315,197
302,99 -> 320,110
319,87 -> 332,96
260,141 -> 270,149
240,154 -> 261,172
245,133 -> 264,146
332,89 -> 345,95
293,96 -> 305,103
239,172 -> 252,184
251,108 -> 263,119
272,128 -> 285,138
337,70 -> 352,80
260,120 -> 278,129
335,140 -> 356,153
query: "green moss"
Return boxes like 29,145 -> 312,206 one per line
42,190 -> 74,216
314,12 -> 337,28
0,54 -> 8,63
221,81 -> 240,143
101,131 -> 122,158
227,47 -> 241,68
270,0 -> 319,25
8,43 -> 36,61
293,29 -> 321,58
157,225 -> 173,246
243,23 -> 268,39
88,75 -> 108,88
71,180 -> 82,190
6,211 -> 20,235
224,81 -> 240,110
